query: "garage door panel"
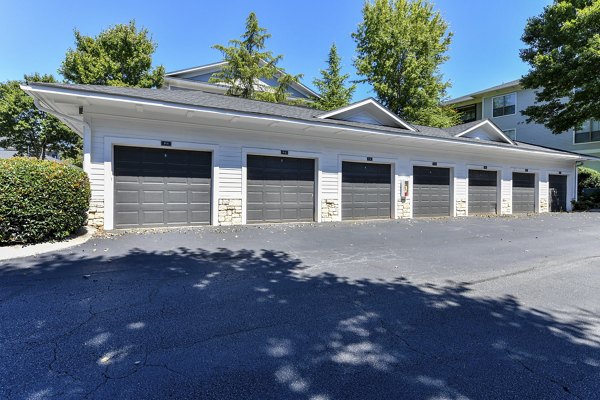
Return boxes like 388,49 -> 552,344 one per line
413,167 -> 451,217
141,210 -> 164,225
113,146 -> 212,228
512,172 -> 535,213
468,170 -> 497,215
549,175 -> 567,212
342,162 -> 391,220
247,155 -> 315,223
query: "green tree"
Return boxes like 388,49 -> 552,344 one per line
352,0 -> 460,127
0,74 -> 80,160
313,43 -> 356,110
59,20 -> 164,88
211,12 -> 302,102
520,0 -> 600,133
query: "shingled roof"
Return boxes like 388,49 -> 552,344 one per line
25,82 -> 585,157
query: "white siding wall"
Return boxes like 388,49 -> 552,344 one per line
86,113 -> 578,229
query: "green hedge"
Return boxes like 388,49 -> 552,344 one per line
578,166 -> 600,195
0,157 -> 91,244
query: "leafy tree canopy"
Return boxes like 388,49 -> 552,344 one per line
313,43 -> 356,110
520,0 -> 600,133
211,12 -> 302,103
0,74 -> 80,160
59,20 -> 164,88
352,0 -> 460,127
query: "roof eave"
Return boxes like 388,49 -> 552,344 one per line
22,83 -> 583,161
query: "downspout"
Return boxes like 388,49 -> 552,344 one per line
575,160 -> 583,202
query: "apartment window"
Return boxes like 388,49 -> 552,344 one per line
574,120 -> 600,144
492,93 -> 516,117
502,129 -> 516,141
456,105 -> 477,123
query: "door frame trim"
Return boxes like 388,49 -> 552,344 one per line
338,155 -> 398,220
242,147 -> 322,224
103,136 -> 219,230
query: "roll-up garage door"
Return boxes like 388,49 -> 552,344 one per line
413,166 -> 451,217
246,155 -> 315,223
342,162 -> 391,220
113,146 -> 212,228
468,170 -> 498,215
512,172 -> 535,213
549,174 -> 567,212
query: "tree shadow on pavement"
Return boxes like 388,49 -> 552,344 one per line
0,247 -> 599,399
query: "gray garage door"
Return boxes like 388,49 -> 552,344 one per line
413,166 -> 451,217
342,162 -> 391,220
247,155 -> 315,223
512,172 -> 535,213
549,174 -> 567,212
468,170 -> 498,215
113,146 -> 212,229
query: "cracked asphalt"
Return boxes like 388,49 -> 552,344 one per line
2,213 -> 600,399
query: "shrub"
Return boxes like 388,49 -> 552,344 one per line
0,157 -> 91,244
578,166 -> 600,195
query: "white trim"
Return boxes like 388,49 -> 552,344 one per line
241,147 -> 323,225
317,99 -> 416,132
165,61 -> 228,76
21,84 -> 586,160
337,154 -> 399,220
102,136 -> 219,230
82,120 -> 91,174
502,128 -> 517,141
491,92 -> 517,118
454,120 -> 515,145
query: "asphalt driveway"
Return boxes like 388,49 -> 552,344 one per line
2,214 -> 600,399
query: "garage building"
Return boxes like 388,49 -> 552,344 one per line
21,83 -> 591,230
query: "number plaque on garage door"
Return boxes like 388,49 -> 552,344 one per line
246,155 -> 315,223
113,146 -> 212,228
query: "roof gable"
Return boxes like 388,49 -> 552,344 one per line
317,99 -> 415,131
451,120 -> 515,145
165,61 -> 318,100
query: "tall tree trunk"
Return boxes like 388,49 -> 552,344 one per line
40,140 -> 47,160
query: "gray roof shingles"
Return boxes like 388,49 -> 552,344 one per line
28,82 -> 583,157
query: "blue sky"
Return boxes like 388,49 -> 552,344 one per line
0,0 -> 551,100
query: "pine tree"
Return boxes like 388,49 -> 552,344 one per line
211,12 -> 301,102
313,44 -> 356,110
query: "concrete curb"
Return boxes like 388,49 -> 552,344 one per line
0,227 -> 97,261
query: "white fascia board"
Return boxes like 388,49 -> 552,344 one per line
454,120 -> 515,145
21,84 -> 584,161
165,61 -> 228,77
317,98 -> 416,132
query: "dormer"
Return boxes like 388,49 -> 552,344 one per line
163,61 -> 319,100
452,120 -> 515,144
317,99 -> 416,131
